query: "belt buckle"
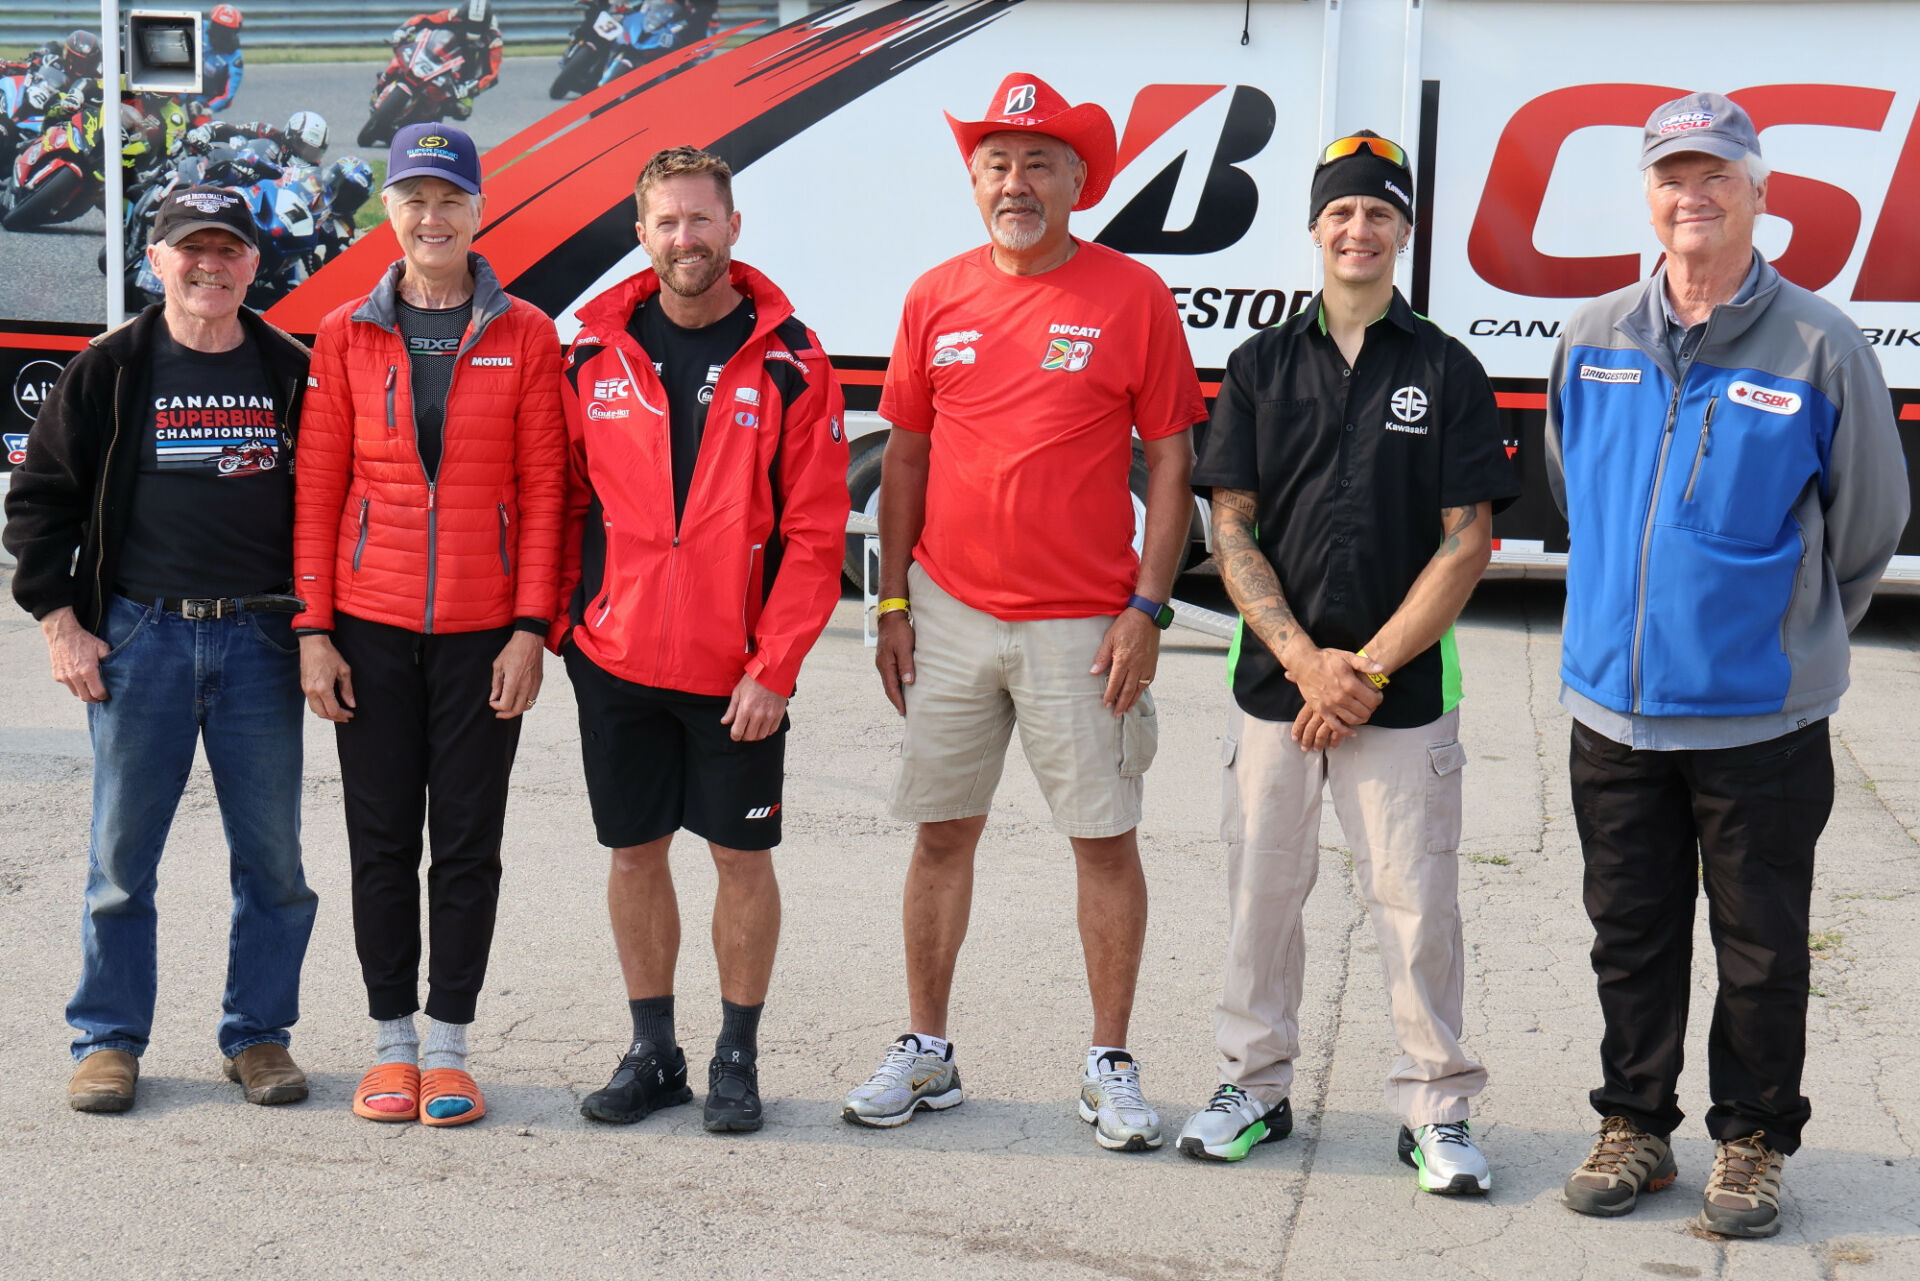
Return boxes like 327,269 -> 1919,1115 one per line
180,598 -> 223,620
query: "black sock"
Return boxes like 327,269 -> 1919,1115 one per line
717,999 -> 762,1059
629,995 -> 675,1049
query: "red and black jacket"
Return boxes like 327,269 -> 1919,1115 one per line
554,261 -> 849,698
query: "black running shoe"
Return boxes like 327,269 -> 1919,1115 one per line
703,1049 -> 763,1133
581,1040 -> 691,1124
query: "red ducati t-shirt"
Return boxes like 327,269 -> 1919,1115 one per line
881,240 -> 1205,620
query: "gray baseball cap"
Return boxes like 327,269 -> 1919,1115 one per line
1640,92 -> 1760,170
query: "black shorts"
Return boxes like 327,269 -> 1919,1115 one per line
564,644 -> 787,850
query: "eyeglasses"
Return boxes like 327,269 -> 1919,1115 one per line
1318,134 -> 1409,168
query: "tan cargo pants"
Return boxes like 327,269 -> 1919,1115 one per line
1214,703 -> 1488,1127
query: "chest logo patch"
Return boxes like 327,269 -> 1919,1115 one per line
698,386 -> 716,405
470,355 -> 512,367
1389,386 -> 1428,423
592,378 -> 630,401
933,329 -> 981,368
1727,380 -> 1801,416
1042,338 -> 1093,372
1580,365 -> 1642,384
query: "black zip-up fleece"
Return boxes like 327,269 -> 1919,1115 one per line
3,305 -> 310,630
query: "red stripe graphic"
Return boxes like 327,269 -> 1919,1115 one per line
269,11 -> 928,332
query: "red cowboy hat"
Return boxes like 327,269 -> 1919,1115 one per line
945,72 -> 1117,211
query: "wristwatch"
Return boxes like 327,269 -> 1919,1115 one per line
1126,593 -> 1174,630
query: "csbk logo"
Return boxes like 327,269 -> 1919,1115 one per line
1727,380 -> 1802,415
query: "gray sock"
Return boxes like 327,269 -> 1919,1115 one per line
421,1018 -> 468,1074
375,1015 -> 418,1066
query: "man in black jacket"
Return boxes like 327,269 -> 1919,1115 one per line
3,186 -> 317,1114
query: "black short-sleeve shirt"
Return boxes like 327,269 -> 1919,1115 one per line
1192,289 -> 1520,728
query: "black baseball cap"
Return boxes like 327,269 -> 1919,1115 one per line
149,184 -> 258,250
385,123 -> 482,195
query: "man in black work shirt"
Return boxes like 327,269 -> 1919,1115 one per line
3,187 -> 317,1115
1179,133 -> 1519,1191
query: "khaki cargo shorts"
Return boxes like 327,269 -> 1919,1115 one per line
889,563 -> 1158,838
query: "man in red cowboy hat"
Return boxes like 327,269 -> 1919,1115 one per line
841,72 -> 1205,1153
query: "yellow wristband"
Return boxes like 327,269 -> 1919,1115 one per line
1356,649 -> 1390,689
877,597 -> 911,619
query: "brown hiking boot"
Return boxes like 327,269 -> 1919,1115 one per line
1564,1115 -> 1677,1216
223,1043 -> 309,1106
68,1049 -> 138,1112
1698,1131 -> 1785,1238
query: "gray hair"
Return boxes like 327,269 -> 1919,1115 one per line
968,135 -> 1081,174
1644,151 -> 1769,195
381,175 -> 484,214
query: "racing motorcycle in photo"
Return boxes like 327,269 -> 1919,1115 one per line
359,27 -> 469,147
1,96 -> 176,233
549,0 -> 711,99
118,142 -> 372,309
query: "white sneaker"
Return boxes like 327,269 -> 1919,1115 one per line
1399,1120 -> 1492,1194
841,1034 -> 963,1128
1078,1050 -> 1163,1152
1176,1084 -> 1292,1161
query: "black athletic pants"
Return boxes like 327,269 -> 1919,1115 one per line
333,612 -> 521,1024
1568,717 -> 1832,1154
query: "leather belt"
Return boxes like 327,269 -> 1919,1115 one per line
159,593 -> 306,620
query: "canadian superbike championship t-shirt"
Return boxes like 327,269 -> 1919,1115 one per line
628,294 -> 755,527
115,329 -> 292,602
880,240 -> 1207,620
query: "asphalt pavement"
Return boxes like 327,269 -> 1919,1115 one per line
2,576 -> 1917,1279
0,55 -> 573,326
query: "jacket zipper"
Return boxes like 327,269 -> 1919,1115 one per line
384,364 -> 396,429
92,367 -> 126,623
742,542 -> 763,655
593,514 -> 615,626
496,501 -> 511,576
1631,381 -> 1685,715
1682,396 -> 1717,503
352,496 -> 370,571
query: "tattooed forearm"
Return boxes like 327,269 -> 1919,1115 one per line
1211,488 -> 1305,659
1433,504 -> 1480,559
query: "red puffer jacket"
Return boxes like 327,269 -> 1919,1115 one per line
554,261 -> 849,698
293,255 -> 568,634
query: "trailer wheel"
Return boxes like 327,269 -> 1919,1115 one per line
842,443 -> 885,588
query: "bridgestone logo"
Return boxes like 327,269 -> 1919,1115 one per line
1580,365 -> 1642,384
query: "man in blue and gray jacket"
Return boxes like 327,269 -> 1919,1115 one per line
1546,91 -> 1907,1239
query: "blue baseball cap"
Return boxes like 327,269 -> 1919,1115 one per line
384,123 -> 482,195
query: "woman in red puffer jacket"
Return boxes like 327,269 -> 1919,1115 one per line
291,124 -> 566,1129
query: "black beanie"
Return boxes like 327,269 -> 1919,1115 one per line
1309,132 -> 1415,227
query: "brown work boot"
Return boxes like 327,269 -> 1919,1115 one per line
1564,1115 -> 1677,1216
1698,1131 -> 1785,1238
223,1043 -> 309,1106
68,1049 -> 138,1112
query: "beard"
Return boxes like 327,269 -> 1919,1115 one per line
654,246 -> 731,298
988,198 -> 1048,252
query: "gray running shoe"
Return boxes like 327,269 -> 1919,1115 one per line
1564,1115 -> 1677,1216
841,1034 -> 963,1128
1698,1131 -> 1784,1238
1078,1050 -> 1163,1152
1177,1084 -> 1291,1161
1399,1120 -> 1492,1195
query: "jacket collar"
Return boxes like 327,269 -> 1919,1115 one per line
351,251 -> 513,333
573,259 -> 796,355
1616,251 -> 1780,375
93,302 -> 308,375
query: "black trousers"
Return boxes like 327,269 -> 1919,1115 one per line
1568,718 -> 1831,1153
333,613 -> 521,1024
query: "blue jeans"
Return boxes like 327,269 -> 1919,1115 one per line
67,594 -> 317,1061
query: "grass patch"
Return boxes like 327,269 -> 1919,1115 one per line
353,157 -> 390,232
1808,928 -> 1844,954
1466,853 -> 1512,866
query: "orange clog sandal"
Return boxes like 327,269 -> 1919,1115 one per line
419,1067 -> 486,1127
353,1062 -> 421,1122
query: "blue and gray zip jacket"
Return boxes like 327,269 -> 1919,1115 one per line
1545,258 -> 1907,721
